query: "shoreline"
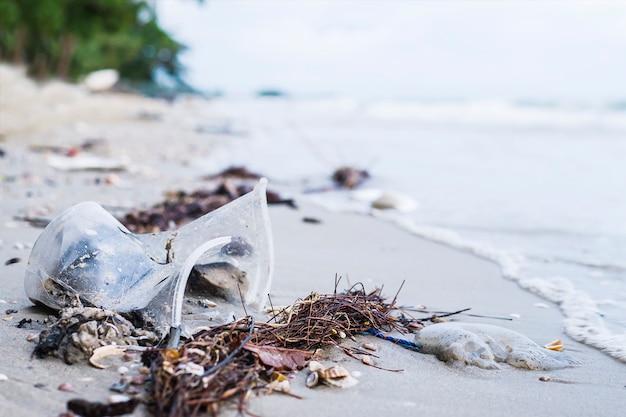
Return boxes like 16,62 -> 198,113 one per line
1,66 -> 625,416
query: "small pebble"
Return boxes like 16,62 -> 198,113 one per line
26,333 -> 39,342
34,382 -> 47,388
431,317 -> 447,323
0,300 -> 6,304
361,355 -> 375,366
539,376 -> 551,382
138,367 -> 150,376
362,343 -> 377,352
0,374 -> 8,381
117,366 -> 129,375
5,308 -> 17,314
13,242 -> 25,250
58,383 -> 74,392
108,394 -> 131,404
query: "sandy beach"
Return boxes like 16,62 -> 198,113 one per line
1,65 -> 625,417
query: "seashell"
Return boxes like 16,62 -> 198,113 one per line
320,372 -> 359,389
544,339 -> 564,352
307,360 -> 324,373
89,345 -> 125,369
320,365 -> 350,380
305,371 -> 319,388
362,343 -> 377,352
307,361 -> 359,389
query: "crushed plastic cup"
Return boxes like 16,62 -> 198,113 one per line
24,179 -> 274,341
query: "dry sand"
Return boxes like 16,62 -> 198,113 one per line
1,65 -> 625,416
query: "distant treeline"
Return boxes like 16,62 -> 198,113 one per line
0,0 -> 194,86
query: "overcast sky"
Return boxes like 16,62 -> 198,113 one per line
156,1 -> 626,100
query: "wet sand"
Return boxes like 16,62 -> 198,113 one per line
1,65 -> 625,416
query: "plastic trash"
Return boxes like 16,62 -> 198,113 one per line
24,179 -> 274,339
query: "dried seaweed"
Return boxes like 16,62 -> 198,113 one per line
121,167 -> 295,233
142,282 -> 418,417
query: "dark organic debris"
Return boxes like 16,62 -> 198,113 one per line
332,166 -> 370,189
142,281 -> 418,417
16,318 -> 33,328
4,257 -> 21,265
67,397 -> 138,417
120,174 -> 295,234
13,215 -> 52,228
302,216 -> 321,224
33,307 -> 159,365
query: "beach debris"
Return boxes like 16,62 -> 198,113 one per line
120,174 -> 291,233
25,179 -> 274,333
0,374 -> 8,382
142,282 -> 411,416
414,322 -> 579,370
302,216 -> 322,224
306,361 -> 359,389
544,339 -> 564,351
332,166 -> 370,189
362,343 -> 377,352
89,345 -> 127,369
361,355 -> 375,366
83,69 -> 120,92
67,397 -> 138,417
33,307 -> 159,365
4,257 -> 21,265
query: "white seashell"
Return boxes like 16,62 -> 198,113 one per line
89,345 -> 125,369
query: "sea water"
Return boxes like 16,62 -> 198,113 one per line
188,96 -> 626,362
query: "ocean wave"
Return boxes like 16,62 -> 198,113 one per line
362,99 -> 626,130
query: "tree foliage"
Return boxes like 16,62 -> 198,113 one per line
0,0 -> 188,86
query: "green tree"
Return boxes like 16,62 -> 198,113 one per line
0,0 -> 189,88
